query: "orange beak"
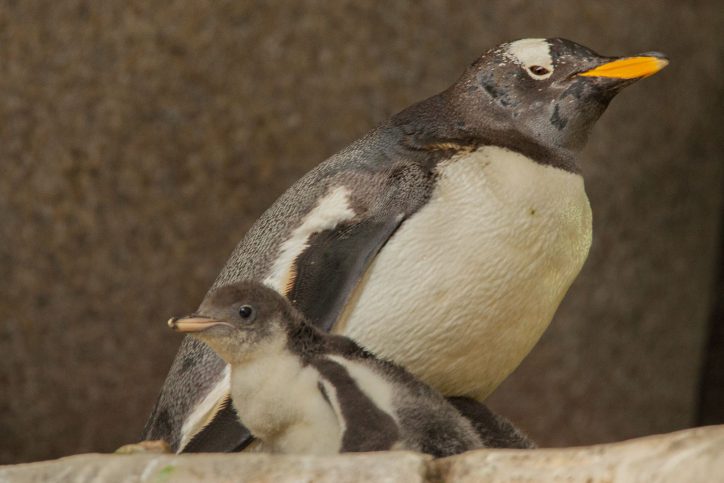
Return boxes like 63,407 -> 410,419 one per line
578,55 -> 669,80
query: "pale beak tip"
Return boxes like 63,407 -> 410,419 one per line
167,317 -> 177,329
656,57 -> 670,70
645,52 -> 670,71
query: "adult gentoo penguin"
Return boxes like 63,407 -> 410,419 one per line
144,38 -> 668,452
168,281 -> 532,455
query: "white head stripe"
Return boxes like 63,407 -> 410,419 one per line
505,39 -> 554,79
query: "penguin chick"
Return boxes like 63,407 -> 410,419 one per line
168,281 -> 515,457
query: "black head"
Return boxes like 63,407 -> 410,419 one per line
168,281 -> 304,363
395,38 -> 668,170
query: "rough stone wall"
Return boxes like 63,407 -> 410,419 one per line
1,0 -> 722,464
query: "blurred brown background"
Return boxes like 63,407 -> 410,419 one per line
1,0 -> 722,465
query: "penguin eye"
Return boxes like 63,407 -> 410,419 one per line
528,65 -> 550,76
238,305 -> 254,320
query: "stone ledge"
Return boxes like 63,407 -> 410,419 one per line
2,426 -> 722,482
433,425 -> 724,483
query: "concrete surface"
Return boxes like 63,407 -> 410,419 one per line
2,426 -> 723,482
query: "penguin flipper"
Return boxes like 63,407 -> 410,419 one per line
287,213 -> 406,332
182,397 -> 253,452
282,159 -> 434,333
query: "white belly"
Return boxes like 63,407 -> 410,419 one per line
229,347 -> 342,455
336,146 -> 592,400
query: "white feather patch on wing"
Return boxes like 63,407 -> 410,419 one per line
319,377 -> 347,436
178,364 -> 231,451
264,186 -> 356,293
327,355 -> 398,424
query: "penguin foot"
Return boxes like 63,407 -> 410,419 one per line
114,439 -> 172,454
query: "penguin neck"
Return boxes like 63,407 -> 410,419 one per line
229,337 -> 297,390
391,88 -> 580,174
285,320 -> 330,358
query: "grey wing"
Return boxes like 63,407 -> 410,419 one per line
143,155 -> 434,452
314,358 -> 400,452
287,213 -> 405,332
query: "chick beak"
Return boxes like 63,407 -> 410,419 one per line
578,53 -> 669,80
168,315 -> 231,333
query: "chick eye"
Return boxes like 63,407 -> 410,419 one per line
238,305 -> 254,320
529,65 -> 550,76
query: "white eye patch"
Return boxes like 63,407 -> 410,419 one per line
505,38 -> 554,80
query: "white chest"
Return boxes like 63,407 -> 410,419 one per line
229,349 -> 342,455
337,146 -> 592,399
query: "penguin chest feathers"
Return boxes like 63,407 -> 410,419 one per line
339,145 -> 592,399
228,343 -> 343,455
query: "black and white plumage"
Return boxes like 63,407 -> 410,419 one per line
144,38 -> 667,452
169,281 -> 532,456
